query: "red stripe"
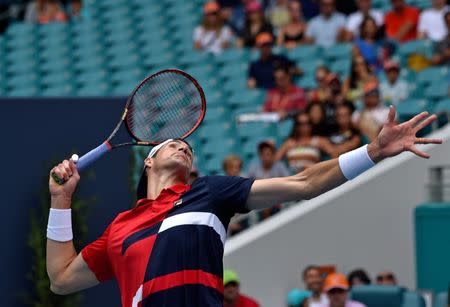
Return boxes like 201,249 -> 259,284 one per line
103,141 -> 112,150
142,270 -> 223,297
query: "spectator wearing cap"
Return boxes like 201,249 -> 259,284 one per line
247,140 -> 291,179
302,265 -> 329,307
194,1 -> 233,55
345,0 -> 383,40
347,269 -> 371,288
318,273 -> 367,307
304,0 -> 346,48
263,66 -> 308,119
380,60 -> 410,106
431,11 -> 450,65
237,1 -> 273,48
376,271 -> 397,286
287,289 -> 312,307
418,0 -> 449,43
384,0 -> 420,43
223,269 -> 260,307
248,32 -> 299,89
352,81 -> 390,142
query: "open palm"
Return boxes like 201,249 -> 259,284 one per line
376,106 -> 442,159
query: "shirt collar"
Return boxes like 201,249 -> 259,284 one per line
136,183 -> 191,207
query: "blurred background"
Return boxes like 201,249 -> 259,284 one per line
1,0 -> 450,306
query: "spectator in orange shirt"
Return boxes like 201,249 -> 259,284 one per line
39,0 -> 67,24
384,0 -> 420,43
263,66 -> 308,119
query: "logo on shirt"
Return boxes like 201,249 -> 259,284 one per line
173,199 -> 183,207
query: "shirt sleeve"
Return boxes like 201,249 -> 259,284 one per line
193,26 -> 202,42
81,224 -> 114,282
205,176 -> 255,214
222,26 -> 233,42
263,90 -> 274,112
306,19 -> 315,38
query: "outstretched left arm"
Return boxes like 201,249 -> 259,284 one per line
246,107 -> 443,210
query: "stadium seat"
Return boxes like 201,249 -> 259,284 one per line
416,66 -> 449,87
396,99 -> 431,120
287,45 -> 322,62
228,89 -> 265,108
434,98 -> 450,115
41,84 -> 75,97
296,76 -> 317,90
433,292 -> 448,307
424,80 -> 449,101
323,43 -> 353,61
41,72 -> 73,87
8,86 -> 39,97
329,59 -> 351,78
219,62 -> 248,80
403,291 -> 426,307
350,285 -> 404,307
236,122 -> 275,141
214,49 -> 249,64
202,106 -> 229,124
398,40 -> 433,61
77,82 -> 110,96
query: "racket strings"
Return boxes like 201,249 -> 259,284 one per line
127,71 -> 204,143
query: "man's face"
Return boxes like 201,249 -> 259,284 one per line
304,269 -> 323,294
260,147 -> 275,167
259,43 -> 273,58
275,69 -> 290,89
391,0 -> 405,11
327,288 -> 348,307
386,69 -> 399,84
225,160 -> 242,176
223,282 -> 240,302
151,140 -> 193,175
433,0 -> 445,9
364,93 -> 380,108
357,0 -> 371,13
320,0 -> 335,16
376,272 -> 396,285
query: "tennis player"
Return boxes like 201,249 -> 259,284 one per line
47,107 -> 442,307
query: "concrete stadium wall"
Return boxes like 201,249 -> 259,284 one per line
224,124 -> 450,307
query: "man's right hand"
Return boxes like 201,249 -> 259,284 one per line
49,159 -> 80,208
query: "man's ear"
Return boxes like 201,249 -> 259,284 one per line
144,157 -> 153,169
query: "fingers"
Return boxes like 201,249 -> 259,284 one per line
50,159 -> 77,184
414,114 -> 437,132
409,146 -> 431,159
408,111 -> 429,127
415,137 -> 443,145
387,105 -> 396,123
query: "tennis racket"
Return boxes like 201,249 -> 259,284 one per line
52,69 -> 206,184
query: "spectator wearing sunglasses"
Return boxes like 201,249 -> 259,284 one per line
376,271 -> 397,286
318,273 -> 367,307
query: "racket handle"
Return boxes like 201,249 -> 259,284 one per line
76,142 -> 112,171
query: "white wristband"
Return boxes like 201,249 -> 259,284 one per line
338,145 -> 375,180
47,208 -> 73,242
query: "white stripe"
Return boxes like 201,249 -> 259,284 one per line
159,212 -> 227,245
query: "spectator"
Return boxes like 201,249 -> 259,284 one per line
319,273 -> 367,307
384,0 -> 420,43
237,1 -> 273,48
321,102 -> 361,158
220,0 -> 251,34
263,66 -> 308,118
345,0 -> 383,40
68,0 -> 89,21
342,56 -> 377,104
267,0 -> 291,29
354,16 -> 383,70
302,265 -> 329,307
305,0 -> 346,48
418,0 -> 449,42
39,0 -> 67,24
307,102 -> 330,136
247,140 -> 291,179
223,154 -> 245,176
376,271 -> 397,286
194,1 -> 233,55
25,0 -> 47,23
309,66 -> 331,103
352,81 -> 390,142
277,0 -> 308,49
347,269 -> 372,287
431,11 -> 450,65
223,269 -> 260,307
287,289 -> 312,307
248,32 -> 299,89
380,60 -> 410,106
276,112 -> 322,173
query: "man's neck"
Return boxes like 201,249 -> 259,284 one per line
322,13 -> 333,19
146,170 -> 187,200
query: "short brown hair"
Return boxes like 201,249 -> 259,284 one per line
222,155 -> 242,172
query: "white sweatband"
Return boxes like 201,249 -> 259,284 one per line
338,145 -> 375,180
47,208 -> 73,242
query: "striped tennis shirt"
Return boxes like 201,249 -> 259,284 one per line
82,176 -> 254,307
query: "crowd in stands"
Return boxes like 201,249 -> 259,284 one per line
190,0 -> 450,231
223,265 -> 408,307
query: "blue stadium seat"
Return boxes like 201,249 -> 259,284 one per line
214,49 -> 249,64
202,106 -> 230,124
434,98 -> 450,114
287,45 -> 322,62
8,86 -> 40,97
41,84 -> 75,96
228,89 -> 265,108
403,291 -> 426,307
73,56 -> 105,72
398,40 -> 433,60
110,68 -> 143,85
396,99 -> 431,120
7,73 -> 39,89
424,80 -> 449,101
323,43 -> 353,61
219,62 -> 248,79
41,72 -> 73,87
330,59 -> 351,78
198,122 -> 234,140
433,292 -> 448,307
77,82 -> 110,96
350,285 -> 404,307
416,66 -> 449,86
76,70 -> 109,86
296,76 -> 317,90
236,122 -> 275,141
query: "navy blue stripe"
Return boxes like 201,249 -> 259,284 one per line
121,222 -> 162,255
142,284 -> 223,307
144,225 -> 224,281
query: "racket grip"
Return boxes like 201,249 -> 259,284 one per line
76,142 -> 112,171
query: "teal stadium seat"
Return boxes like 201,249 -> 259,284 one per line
202,106 -> 230,124
296,76 -> 317,90
398,40 -> 433,64
214,49 -> 249,64
73,56 -> 105,72
424,80 -> 449,101
323,43 -> 353,61
76,70 -> 109,86
236,122 -> 275,141
416,66 -> 448,87
7,73 -> 39,89
41,84 -> 75,97
403,291 -> 426,307
219,62 -> 248,80
350,285 -> 404,307
41,72 -> 73,87
433,292 -> 448,307
228,89 -> 265,108
287,45 -> 322,62
396,99 -> 431,120
8,86 -> 39,97
77,82 -> 110,96
434,98 -> 450,114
